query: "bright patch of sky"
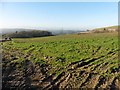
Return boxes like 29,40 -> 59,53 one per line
0,2 -> 118,30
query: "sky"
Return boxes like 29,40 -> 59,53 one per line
1,0 -> 119,2
0,2 -> 118,30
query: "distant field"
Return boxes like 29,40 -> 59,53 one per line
2,32 -> 120,89
93,26 -> 118,30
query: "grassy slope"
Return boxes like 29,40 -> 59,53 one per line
2,32 -> 120,89
93,26 -> 118,30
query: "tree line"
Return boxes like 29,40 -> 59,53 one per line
2,30 -> 53,38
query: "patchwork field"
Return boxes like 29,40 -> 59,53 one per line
2,32 -> 120,89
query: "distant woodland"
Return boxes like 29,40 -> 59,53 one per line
2,30 -> 53,38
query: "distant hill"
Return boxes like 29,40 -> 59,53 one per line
91,26 -> 118,33
1,28 -> 84,35
2,30 -> 53,38
1,28 -> 33,34
50,30 -> 84,35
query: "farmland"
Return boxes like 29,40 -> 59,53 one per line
2,32 -> 120,89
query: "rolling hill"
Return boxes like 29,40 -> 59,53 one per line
90,26 -> 118,33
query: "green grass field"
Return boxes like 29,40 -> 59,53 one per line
2,32 -> 120,89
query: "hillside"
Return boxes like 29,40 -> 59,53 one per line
94,26 -> 118,30
1,28 -> 84,35
2,30 -> 53,38
90,26 -> 118,33
2,32 -> 120,89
